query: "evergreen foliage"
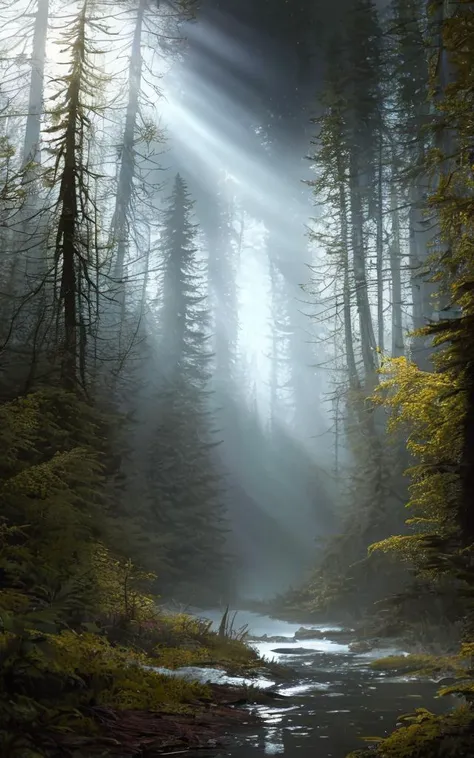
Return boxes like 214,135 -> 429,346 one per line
0,386 -> 254,755
293,0 -> 474,662
301,0 -> 411,621
146,175 -> 229,599
313,2 -> 474,755
0,3 -> 249,754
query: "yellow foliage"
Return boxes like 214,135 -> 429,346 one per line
148,612 -> 259,671
375,357 -> 462,487
161,612 -> 211,636
41,630 -> 209,710
370,357 -> 462,570
92,544 -> 157,624
152,646 -> 212,669
369,653 -> 457,677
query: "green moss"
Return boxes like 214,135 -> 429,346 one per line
369,654 -> 457,677
143,612 -> 260,673
0,390 -> 270,756
347,706 -> 474,758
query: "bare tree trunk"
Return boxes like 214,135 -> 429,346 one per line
408,185 -> 425,333
390,171 -> 405,357
349,152 -> 377,386
376,143 -> 384,352
111,0 -> 149,296
7,0 -> 49,297
23,0 -> 49,169
269,258 -> 282,433
407,0 -> 455,368
339,181 -> 359,390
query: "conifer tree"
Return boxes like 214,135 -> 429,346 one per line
388,0 -> 433,363
147,175 -> 228,599
303,6 -> 412,618
202,177 -> 240,412
354,1 -> 474,639
46,2 -> 106,390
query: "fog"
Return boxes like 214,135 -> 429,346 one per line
0,0 -> 392,606
1,1 -> 469,754
151,0 -> 344,599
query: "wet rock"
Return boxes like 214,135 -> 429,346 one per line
294,627 -> 326,641
349,640 -> 376,654
271,647 -> 315,655
323,631 -> 354,644
349,636 -> 408,653
247,634 -> 289,643
436,676 -> 457,687
294,627 -> 354,644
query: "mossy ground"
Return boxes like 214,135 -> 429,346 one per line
368,653 -> 457,678
0,611 -> 272,757
147,611 -> 261,673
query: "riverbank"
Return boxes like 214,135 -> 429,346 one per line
1,608 -> 290,756
185,609 -> 458,758
18,605 -> 467,757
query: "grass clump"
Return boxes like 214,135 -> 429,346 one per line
144,611 -> 261,673
369,654 -> 457,678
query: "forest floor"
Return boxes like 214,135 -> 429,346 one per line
79,681 -> 284,756
11,610 -> 292,757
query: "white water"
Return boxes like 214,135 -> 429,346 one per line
150,608 -> 353,689
192,608 -> 344,639
150,664 -> 276,689
171,608 -> 447,758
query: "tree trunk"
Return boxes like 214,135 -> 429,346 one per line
22,0 -> 49,170
376,143 -> 384,353
339,181 -> 359,390
112,0 -> 149,292
57,5 -> 88,388
349,151 -> 377,386
7,0 -> 49,298
390,171 -> 405,357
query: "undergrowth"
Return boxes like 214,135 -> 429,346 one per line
0,389 -> 259,757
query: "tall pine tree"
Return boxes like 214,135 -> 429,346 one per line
146,175 -> 229,601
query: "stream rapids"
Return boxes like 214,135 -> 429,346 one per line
173,609 -> 451,758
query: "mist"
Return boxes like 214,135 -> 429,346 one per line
149,0 -> 341,600
0,0 -> 419,611
3,0 -> 473,754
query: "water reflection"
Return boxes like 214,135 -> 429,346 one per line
182,611 -> 450,758
251,638 -> 350,661
264,727 -> 285,754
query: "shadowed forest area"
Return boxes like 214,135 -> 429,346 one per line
1,0 -> 474,756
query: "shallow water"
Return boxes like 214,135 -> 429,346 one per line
183,610 -> 452,758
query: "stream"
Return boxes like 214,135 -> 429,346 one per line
175,609 -> 452,757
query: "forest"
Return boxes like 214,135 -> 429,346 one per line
1,0 -> 474,755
